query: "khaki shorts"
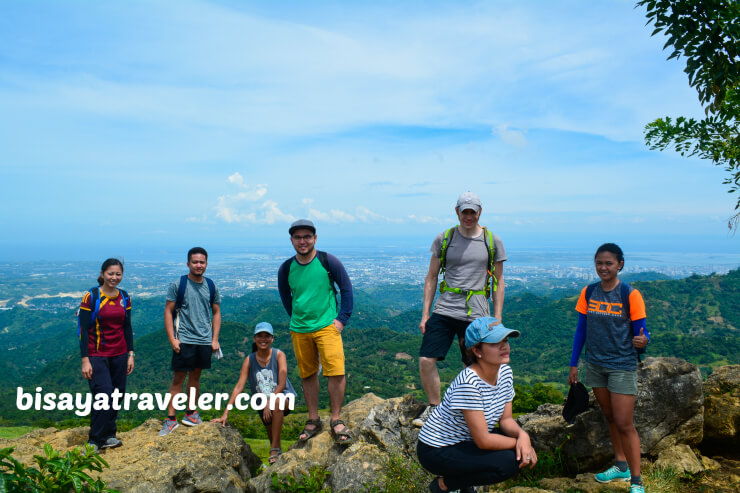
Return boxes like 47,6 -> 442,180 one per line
585,361 -> 638,395
291,323 -> 345,378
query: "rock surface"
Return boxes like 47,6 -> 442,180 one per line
517,357 -> 704,470
703,364 -> 740,449
654,444 -> 704,475
0,419 -> 261,493
247,392 -> 426,493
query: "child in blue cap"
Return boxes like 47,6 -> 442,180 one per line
212,322 -> 296,465
417,316 -> 537,492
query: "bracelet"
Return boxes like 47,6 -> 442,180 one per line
128,352 -> 135,358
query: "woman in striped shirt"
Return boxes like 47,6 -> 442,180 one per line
417,316 -> 537,492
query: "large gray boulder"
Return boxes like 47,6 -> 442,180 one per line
703,364 -> 740,450
517,357 -> 704,470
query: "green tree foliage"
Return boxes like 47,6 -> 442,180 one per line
512,383 -> 564,414
638,0 -> 740,228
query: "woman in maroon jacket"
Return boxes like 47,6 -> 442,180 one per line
79,258 -> 134,452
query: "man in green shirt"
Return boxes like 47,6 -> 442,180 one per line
278,219 -> 355,445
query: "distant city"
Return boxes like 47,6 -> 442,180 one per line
2,248 -> 739,311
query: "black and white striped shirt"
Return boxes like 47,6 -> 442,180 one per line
418,365 -> 515,448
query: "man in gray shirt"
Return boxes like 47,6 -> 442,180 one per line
159,247 -> 222,436
414,192 -> 507,426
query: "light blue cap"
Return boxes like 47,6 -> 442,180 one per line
254,322 -> 274,336
465,317 -> 520,348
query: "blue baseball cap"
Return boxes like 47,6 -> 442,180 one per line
254,322 -> 274,336
465,317 -> 520,348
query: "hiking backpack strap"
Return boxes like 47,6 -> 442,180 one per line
90,287 -> 104,350
584,282 -> 599,304
77,287 -> 100,339
118,288 -> 130,312
620,282 -> 632,321
438,226 -> 496,316
439,227 -> 455,275
204,277 -> 216,306
482,226 -> 497,297
317,250 -> 339,297
174,275 -> 189,314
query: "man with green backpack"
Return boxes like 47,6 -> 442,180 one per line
414,192 -> 507,427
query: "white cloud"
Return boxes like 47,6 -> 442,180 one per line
228,172 -> 245,186
213,174 -> 286,224
259,200 -> 296,224
407,214 -> 444,224
329,209 -> 356,222
493,124 -> 527,148
185,215 -> 208,223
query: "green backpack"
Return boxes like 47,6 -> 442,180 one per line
439,226 -> 497,316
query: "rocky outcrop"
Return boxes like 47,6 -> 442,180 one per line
0,419 -> 261,493
5,358 -> 737,492
654,444 -> 712,475
247,393 -> 426,493
703,364 -> 740,450
517,357 -> 704,470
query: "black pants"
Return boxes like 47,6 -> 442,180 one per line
88,354 -> 128,446
417,440 -> 519,490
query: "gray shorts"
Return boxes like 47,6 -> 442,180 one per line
585,362 -> 637,395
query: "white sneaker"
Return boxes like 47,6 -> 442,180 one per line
412,404 -> 436,427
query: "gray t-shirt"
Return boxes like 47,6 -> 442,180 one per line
166,277 -> 221,345
431,228 -> 506,321
580,283 -> 644,370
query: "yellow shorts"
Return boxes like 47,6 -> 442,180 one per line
291,323 -> 345,378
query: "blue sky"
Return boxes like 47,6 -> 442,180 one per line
0,1 -> 736,260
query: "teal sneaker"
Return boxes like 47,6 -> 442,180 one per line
594,465 -> 630,483
630,484 -> 645,493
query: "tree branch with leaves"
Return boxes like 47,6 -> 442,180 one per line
638,0 -> 740,229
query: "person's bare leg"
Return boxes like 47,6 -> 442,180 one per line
328,375 -> 346,423
593,387 -> 627,462
185,368 -> 202,412
419,356 -> 441,405
299,373 -> 320,440
167,371 -> 187,417
611,392 -> 641,477
270,410 -> 285,450
328,375 -> 352,440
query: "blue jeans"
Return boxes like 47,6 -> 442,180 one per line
417,440 -> 519,490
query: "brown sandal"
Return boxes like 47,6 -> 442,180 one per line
298,418 -> 322,442
268,448 -> 282,464
330,419 -> 355,446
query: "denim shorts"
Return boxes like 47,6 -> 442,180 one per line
585,361 -> 637,395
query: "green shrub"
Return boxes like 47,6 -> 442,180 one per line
362,448 -> 432,493
270,466 -> 330,492
497,445 -> 569,489
0,443 -> 117,492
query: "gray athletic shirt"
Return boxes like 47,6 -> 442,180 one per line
431,228 -> 506,321
247,349 -> 297,396
166,278 -> 221,345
